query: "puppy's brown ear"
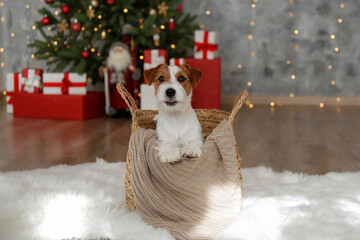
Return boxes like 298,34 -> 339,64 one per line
183,64 -> 203,87
144,64 -> 163,85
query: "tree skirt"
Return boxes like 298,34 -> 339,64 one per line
0,159 -> 359,240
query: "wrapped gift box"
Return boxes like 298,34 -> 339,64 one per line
13,92 -> 105,120
140,84 -> 157,110
143,49 -> 168,71
169,58 -> 185,66
6,73 -> 22,114
43,73 -> 87,95
185,58 -> 221,109
21,68 -> 42,93
194,30 -> 219,60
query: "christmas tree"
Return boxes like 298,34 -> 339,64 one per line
30,0 -> 199,82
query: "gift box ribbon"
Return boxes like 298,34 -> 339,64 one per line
173,58 -> 182,65
7,73 -> 20,104
43,73 -> 86,95
21,69 -> 42,93
195,31 -> 218,59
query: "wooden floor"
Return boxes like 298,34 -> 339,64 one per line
1,102 -> 359,174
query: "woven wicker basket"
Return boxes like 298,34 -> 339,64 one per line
117,83 -> 248,210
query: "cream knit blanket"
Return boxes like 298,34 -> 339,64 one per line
129,120 -> 242,240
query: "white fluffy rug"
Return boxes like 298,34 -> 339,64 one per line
0,159 -> 359,240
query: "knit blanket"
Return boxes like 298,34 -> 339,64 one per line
129,120 -> 242,240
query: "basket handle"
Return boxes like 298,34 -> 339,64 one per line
116,83 -> 138,116
229,89 -> 249,126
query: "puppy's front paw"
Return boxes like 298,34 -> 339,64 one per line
181,146 -> 202,160
158,144 -> 181,163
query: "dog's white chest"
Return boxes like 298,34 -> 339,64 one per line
155,110 -> 202,147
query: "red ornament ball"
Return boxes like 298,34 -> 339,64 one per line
70,21 -> 81,32
106,0 -> 115,6
61,5 -> 70,14
45,0 -> 53,3
82,50 -> 90,59
41,16 -> 50,26
177,5 -> 183,12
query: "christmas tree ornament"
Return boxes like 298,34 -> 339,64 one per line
169,18 -> 175,31
61,5 -> 70,14
152,24 -> 161,33
57,19 -> 69,32
70,19 -> 81,32
82,49 -> 90,59
122,23 -> 132,34
149,8 -> 156,15
100,29 -> 107,39
157,2 -> 169,18
41,15 -> 50,26
153,33 -> 160,47
45,0 -> 53,4
86,5 -> 95,20
64,40 -> 70,50
177,4 -> 183,12
106,0 -> 115,6
91,0 -> 99,8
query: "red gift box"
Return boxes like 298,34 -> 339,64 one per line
13,92 -> 105,120
185,58 -> 221,109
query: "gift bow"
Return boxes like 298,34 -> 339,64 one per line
23,75 -> 41,92
194,31 -> 218,59
43,73 -> 86,95
21,69 -> 42,93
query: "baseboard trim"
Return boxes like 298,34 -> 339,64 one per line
221,95 -> 360,106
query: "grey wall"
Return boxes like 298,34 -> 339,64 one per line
183,0 -> 360,96
1,0 -> 359,96
0,0 -> 45,91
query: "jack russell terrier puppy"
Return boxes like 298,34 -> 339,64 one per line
144,64 -> 203,163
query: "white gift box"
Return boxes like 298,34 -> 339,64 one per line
6,73 -> 22,114
194,30 -> 219,60
143,49 -> 168,71
140,84 -> 157,110
43,73 -> 87,95
169,58 -> 185,66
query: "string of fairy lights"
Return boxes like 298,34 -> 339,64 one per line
0,0 -> 350,107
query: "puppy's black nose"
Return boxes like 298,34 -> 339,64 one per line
165,88 -> 176,97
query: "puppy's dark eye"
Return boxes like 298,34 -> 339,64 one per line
178,76 -> 185,82
159,76 -> 165,82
